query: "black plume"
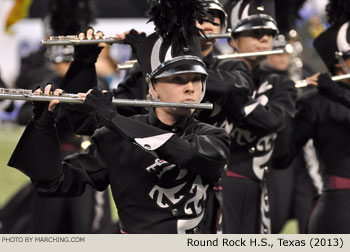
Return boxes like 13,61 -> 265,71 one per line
48,0 -> 96,35
326,0 -> 350,26
275,0 -> 307,36
148,0 -> 210,50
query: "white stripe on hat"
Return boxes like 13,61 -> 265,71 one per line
337,22 -> 350,53
230,0 -> 243,27
241,3 -> 250,20
164,44 -> 173,62
151,37 -> 163,71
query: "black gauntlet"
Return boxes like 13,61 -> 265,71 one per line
318,73 -> 343,100
123,29 -> 146,55
32,85 -> 56,127
84,87 -> 118,129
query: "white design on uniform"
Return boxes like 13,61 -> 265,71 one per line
243,81 -> 273,117
146,158 -> 208,233
303,139 -> 323,195
149,183 -> 186,208
184,176 -> 208,215
252,133 -> 277,180
177,212 -> 204,234
134,133 -> 174,151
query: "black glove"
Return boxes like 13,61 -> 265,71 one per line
73,28 -> 103,63
318,73 -> 343,100
32,85 -> 56,127
123,29 -> 146,54
74,45 -> 103,64
84,87 -> 118,128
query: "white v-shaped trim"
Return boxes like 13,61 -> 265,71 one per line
135,133 -> 174,151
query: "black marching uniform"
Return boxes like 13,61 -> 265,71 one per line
221,65 -> 296,233
288,82 -> 350,233
221,0 -> 297,234
8,0 -> 231,234
5,51 -> 113,234
261,62 -> 319,234
8,107 -> 230,233
198,52 -> 254,233
279,19 -> 350,233
0,0 -> 113,233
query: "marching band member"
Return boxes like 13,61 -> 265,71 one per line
281,1 -> 350,232
7,0 -> 230,234
0,0 -> 113,234
221,0 -> 296,234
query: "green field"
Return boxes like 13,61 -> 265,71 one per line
0,123 -> 29,207
0,122 -> 297,233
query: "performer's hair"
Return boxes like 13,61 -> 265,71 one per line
147,0 -> 212,50
326,0 -> 350,27
275,0 -> 307,36
48,0 -> 96,35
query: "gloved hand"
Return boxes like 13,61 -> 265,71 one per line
73,27 -> 104,63
32,84 -> 57,127
123,29 -> 146,54
84,87 -> 118,128
318,73 -> 343,100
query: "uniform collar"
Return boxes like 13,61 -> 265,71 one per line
203,52 -> 215,67
148,108 -> 189,133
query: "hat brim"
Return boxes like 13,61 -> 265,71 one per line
232,14 -> 278,35
151,56 -> 208,80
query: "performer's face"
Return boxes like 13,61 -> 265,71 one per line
229,29 -> 274,68
233,29 -> 274,53
197,11 -> 222,50
153,73 -> 203,116
266,53 -> 291,71
334,57 -> 350,84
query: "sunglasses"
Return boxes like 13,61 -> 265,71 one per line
239,29 -> 276,39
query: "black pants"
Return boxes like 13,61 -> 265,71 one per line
222,176 -> 260,233
0,184 -> 113,234
308,189 -> 350,234
267,153 -> 317,233
201,188 -> 222,234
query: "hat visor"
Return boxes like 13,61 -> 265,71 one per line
152,56 -> 208,80
233,14 -> 278,35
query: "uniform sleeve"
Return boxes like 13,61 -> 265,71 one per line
8,118 -> 109,197
241,75 -> 297,136
292,98 -> 317,152
60,61 -> 97,93
108,115 -> 230,181
112,63 -> 149,116
318,80 -> 350,109
61,103 -> 101,136
205,59 -> 254,119
59,59 -> 102,135
272,96 -> 317,168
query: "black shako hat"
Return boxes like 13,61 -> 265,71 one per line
137,0 -> 208,85
45,0 -> 96,63
225,0 -> 278,37
314,21 -> 350,72
137,32 -> 207,83
201,0 -> 228,33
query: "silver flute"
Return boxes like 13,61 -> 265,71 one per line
41,35 -> 125,46
117,48 -> 291,71
213,49 -> 288,60
295,73 -> 350,88
0,88 -> 213,110
41,33 -> 232,46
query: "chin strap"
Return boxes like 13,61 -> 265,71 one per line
147,78 -> 207,103
338,56 -> 350,74
147,80 -> 160,102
